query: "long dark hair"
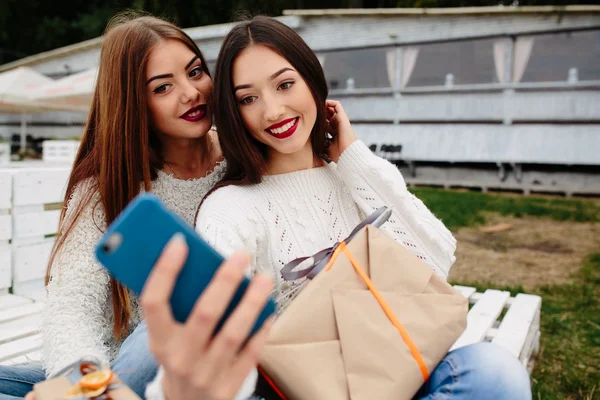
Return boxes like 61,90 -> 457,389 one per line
210,16 -> 328,193
47,12 -> 211,340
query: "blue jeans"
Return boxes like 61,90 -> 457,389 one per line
0,322 -> 157,399
252,342 -> 532,400
414,342 -> 532,400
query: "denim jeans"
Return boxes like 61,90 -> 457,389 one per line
414,342 -> 532,400
252,342 -> 532,400
0,322 -> 158,399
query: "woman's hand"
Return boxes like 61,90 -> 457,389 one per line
141,234 -> 275,400
325,99 -> 357,163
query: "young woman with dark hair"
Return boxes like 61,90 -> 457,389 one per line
192,16 -> 532,400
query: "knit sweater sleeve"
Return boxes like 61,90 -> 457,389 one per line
336,140 -> 456,278
42,180 -> 113,376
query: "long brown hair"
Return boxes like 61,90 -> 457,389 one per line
46,12 -> 211,339
210,16 -> 329,193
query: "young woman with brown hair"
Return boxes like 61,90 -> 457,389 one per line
0,13 -> 273,400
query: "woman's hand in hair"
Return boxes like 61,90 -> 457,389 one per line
325,99 -> 357,163
141,234 -> 275,400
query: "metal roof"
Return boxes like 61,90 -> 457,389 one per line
283,5 -> 600,17
3,6 -> 599,72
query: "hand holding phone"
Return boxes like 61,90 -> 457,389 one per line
141,233 -> 275,400
95,193 -> 276,337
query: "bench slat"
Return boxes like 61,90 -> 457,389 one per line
0,351 -> 43,366
450,289 -> 510,351
0,214 -> 11,241
492,294 -> 541,359
0,248 -> 11,291
12,169 -> 70,206
13,240 -> 54,283
0,314 -> 42,345
0,302 -> 45,324
0,294 -> 33,311
0,335 -> 42,363
14,210 -> 61,238
453,285 -> 477,300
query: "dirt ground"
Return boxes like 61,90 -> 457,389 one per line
448,213 -> 600,289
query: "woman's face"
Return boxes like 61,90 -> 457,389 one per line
146,40 -> 213,141
232,44 -> 317,158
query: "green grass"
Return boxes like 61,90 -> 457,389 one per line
416,188 -> 600,399
452,253 -> 600,400
411,188 -> 600,231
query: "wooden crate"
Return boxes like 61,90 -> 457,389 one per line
0,166 -> 71,365
42,140 -> 79,164
451,285 -> 542,374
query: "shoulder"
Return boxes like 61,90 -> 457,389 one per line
63,176 -> 106,231
196,184 -> 260,226
201,184 -> 254,211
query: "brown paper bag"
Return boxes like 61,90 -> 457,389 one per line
34,361 -> 140,400
260,225 -> 468,400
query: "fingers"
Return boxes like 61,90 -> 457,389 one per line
326,99 -> 344,114
205,272 -> 273,372
25,392 -> 35,400
216,316 -> 275,400
141,233 -> 188,347
183,251 -> 249,349
326,99 -> 341,107
325,99 -> 347,131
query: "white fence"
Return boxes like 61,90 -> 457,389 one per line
0,166 -> 71,299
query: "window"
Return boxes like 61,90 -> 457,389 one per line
520,30 -> 600,82
322,48 -> 390,89
408,39 -> 497,87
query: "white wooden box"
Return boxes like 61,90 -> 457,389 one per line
0,144 -> 9,165
42,140 -> 80,164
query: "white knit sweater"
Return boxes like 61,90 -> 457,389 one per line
196,140 -> 456,288
42,164 -> 226,378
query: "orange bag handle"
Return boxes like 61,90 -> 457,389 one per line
325,241 -> 430,381
258,366 -> 289,400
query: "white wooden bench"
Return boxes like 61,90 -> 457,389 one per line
0,166 -> 71,366
0,168 -> 542,374
451,285 -> 542,374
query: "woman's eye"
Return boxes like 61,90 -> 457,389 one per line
240,96 -> 257,105
279,81 -> 294,90
154,84 -> 171,94
190,67 -> 203,78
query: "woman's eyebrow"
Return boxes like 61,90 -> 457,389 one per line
234,67 -> 295,92
147,56 -> 200,85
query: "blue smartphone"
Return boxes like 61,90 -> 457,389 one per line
95,193 -> 276,337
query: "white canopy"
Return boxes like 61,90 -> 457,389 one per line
0,67 -> 54,113
33,67 -> 97,112
0,67 -> 59,152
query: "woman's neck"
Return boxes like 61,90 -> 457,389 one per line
266,141 -> 325,175
161,133 -> 219,180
